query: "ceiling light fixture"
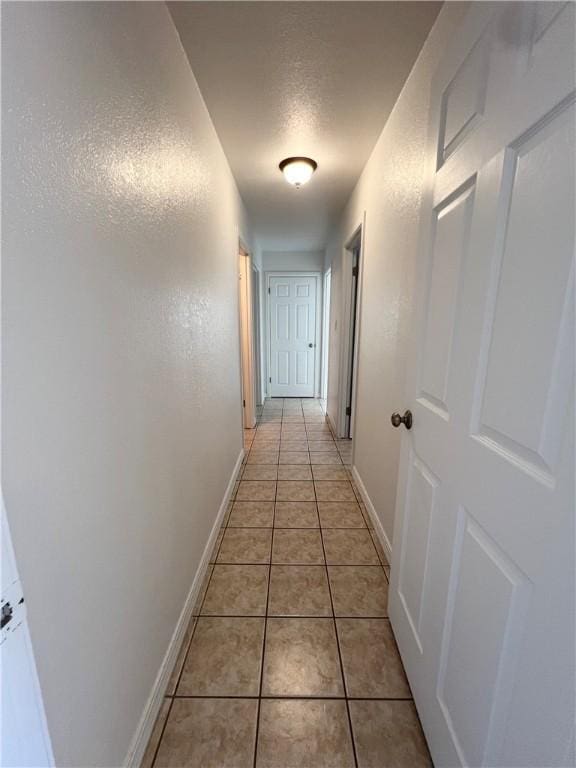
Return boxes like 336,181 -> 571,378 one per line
279,156 -> 318,188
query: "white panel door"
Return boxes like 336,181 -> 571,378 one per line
1,496 -> 54,766
269,275 -> 317,397
389,4 -> 575,767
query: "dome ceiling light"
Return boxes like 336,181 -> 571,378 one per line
279,156 -> 318,188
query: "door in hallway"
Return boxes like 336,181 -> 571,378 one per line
389,4 -> 575,768
269,275 -> 317,397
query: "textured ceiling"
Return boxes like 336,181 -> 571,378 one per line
169,2 -> 441,251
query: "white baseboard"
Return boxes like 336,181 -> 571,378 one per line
325,411 -> 339,438
124,448 -> 245,768
351,464 -> 393,565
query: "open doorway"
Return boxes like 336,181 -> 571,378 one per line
321,268 -> 331,410
238,245 -> 257,428
251,263 -> 263,407
341,225 -> 363,438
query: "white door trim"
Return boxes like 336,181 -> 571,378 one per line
265,271 -> 322,398
238,244 -> 256,428
338,214 -> 366,440
251,263 -> 263,407
321,268 -> 331,402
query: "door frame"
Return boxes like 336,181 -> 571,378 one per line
321,268 -> 331,402
265,271 -> 322,399
338,215 -> 366,439
238,242 -> 257,428
251,263 -> 263,407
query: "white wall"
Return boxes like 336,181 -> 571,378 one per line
325,3 -> 468,545
262,250 -> 325,272
2,3 -> 251,765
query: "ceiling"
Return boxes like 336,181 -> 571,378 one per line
169,2 -> 441,251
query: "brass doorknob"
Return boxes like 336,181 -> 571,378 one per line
391,410 -> 412,430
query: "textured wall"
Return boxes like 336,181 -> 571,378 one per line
2,3 -> 250,765
325,4 -> 469,545
262,250 -> 325,273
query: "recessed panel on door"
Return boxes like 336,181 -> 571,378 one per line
276,303 -> 289,342
296,303 -> 309,341
276,283 -> 289,297
418,179 -> 476,418
277,351 -> 290,386
296,351 -> 309,386
472,103 -> 575,482
398,454 -> 438,652
438,513 -> 531,767
439,34 -> 489,165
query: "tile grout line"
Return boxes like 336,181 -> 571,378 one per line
252,402 -> 280,768
171,694 -> 413,701
150,446 -> 247,767
150,694 -> 175,768
315,466 -> 359,768
154,401 -> 393,767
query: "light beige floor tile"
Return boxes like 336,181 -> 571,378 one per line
307,441 -> 337,452
279,440 -> 308,451
228,501 -> 274,528
384,565 -> 391,581
277,465 -> 312,481
250,443 -> 281,453
315,481 -> 357,502
165,617 -> 198,695
155,698 -> 257,768
337,619 -> 411,698
349,700 -> 432,768
262,618 -> 344,696
201,565 -> 269,615
178,617 -> 264,696
242,465 -> 278,481
217,528 -> 272,563
328,566 -> 388,617
247,452 -> 279,465
268,565 -> 332,616
279,451 -> 310,465
318,501 -> 366,528
141,698 -> 171,768
272,529 -> 324,564
274,501 -> 319,528
256,699 -> 355,768
309,452 -> 343,465
322,529 -> 380,565
276,480 -> 315,501
236,480 -> 277,500
312,465 -> 350,481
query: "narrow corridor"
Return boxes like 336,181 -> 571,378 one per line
143,398 -> 430,768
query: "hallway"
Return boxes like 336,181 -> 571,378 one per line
2,2 -> 574,766
143,399 -> 428,767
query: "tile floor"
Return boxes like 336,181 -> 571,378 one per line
143,398 -> 431,768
